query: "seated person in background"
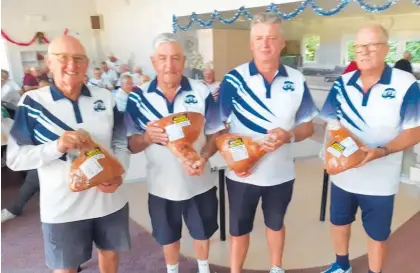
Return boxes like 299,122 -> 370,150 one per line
88,67 -> 114,90
83,74 -> 89,85
1,69 -> 22,119
116,64 -> 131,88
203,68 -> 220,101
131,66 -> 143,86
101,61 -> 118,86
23,66 -> 40,92
115,75 -> 134,112
39,80 -> 50,87
106,53 -> 122,74
394,51 -> 413,74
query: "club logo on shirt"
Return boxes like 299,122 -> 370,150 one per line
93,100 -> 106,112
283,81 -> 295,92
382,88 -> 396,99
185,94 -> 198,105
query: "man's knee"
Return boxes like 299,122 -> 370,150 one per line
97,249 -> 119,261
53,269 -> 78,273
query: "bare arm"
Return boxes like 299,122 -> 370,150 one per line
199,131 -> 223,160
128,133 -> 152,154
384,127 -> 420,154
289,121 -> 315,143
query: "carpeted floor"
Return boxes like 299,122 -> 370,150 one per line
1,167 -> 419,273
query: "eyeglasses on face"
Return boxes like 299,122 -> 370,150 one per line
50,53 -> 88,64
354,43 -> 387,53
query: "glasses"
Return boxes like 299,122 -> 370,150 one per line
354,43 -> 387,53
50,53 -> 88,64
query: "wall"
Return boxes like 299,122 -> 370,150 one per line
1,0 -> 97,84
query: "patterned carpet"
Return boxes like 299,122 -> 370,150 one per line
1,168 -> 419,273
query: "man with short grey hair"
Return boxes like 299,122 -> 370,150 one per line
218,12 -> 318,273
394,51 -> 413,73
125,33 -> 224,273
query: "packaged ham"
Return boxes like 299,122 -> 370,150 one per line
324,120 -> 365,175
216,134 -> 266,174
69,139 -> 125,192
152,112 -> 204,162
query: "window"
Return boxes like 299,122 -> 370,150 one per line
405,40 -> 420,63
302,36 -> 320,62
384,41 -> 399,64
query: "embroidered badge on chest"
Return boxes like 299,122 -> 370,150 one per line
93,100 -> 106,112
184,94 -> 198,105
382,88 -> 396,99
283,81 -> 295,92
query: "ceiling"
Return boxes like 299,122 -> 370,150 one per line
176,0 -> 420,30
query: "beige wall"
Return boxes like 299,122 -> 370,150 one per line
212,29 -> 252,81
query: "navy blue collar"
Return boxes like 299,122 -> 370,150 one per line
347,64 -> 392,87
147,76 -> 192,93
50,84 -> 91,101
249,60 -> 288,77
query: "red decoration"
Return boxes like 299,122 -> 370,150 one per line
1,29 -> 70,46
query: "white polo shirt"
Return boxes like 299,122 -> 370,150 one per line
1,79 -> 21,110
102,69 -> 118,86
219,61 -> 319,186
87,78 -> 113,89
320,65 -> 420,196
6,85 -> 130,223
125,76 -> 224,201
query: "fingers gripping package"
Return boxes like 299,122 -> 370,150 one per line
152,112 -> 204,162
216,134 -> 266,174
69,139 -> 125,192
324,120 -> 365,175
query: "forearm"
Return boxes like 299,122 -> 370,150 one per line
289,121 -> 315,143
385,127 -> 420,154
200,132 -> 221,160
128,134 -> 151,153
6,138 -> 64,171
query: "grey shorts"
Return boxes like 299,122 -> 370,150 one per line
41,203 -> 131,270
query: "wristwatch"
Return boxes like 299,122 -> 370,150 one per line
289,132 -> 296,143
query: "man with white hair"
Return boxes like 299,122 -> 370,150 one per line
203,68 -> 220,101
115,74 -> 134,111
320,25 -> 420,273
106,53 -> 122,74
7,35 -> 131,273
87,67 -> 114,90
218,13 -> 318,273
101,62 -> 118,87
131,66 -> 143,86
394,51 -> 413,74
115,64 -> 131,87
125,33 -> 224,273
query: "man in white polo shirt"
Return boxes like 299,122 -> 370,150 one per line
320,25 -> 420,273
218,13 -> 318,273
6,35 -> 131,273
125,33 -> 223,273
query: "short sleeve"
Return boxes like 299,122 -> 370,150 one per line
204,93 -> 225,135
400,82 -> 420,130
217,75 -> 237,123
125,90 -> 147,136
295,82 -> 319,125
320,78 -> 342,121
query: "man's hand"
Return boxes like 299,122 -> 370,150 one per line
97,176 -> 123,193
261,128 -> 291,152
354,146 -> 387,168
145,122 -> 168,146
182,157 -> 207,176
57,130 -> 91,153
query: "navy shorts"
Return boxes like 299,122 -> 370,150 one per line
41,203 -> 131,269
226,178 -> 294,236
330,183 -> 395,241
148,187 -> 219,245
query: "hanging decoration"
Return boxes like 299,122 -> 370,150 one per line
1,28 -> 70,46
173,0 -> 419,32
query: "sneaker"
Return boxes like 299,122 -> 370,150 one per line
1,209 -> 17,223
321,263 -> 352,273
269,266 -> 285,273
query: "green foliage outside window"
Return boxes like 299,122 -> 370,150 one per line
406,41 -> 420,63
303,36 -> 320,62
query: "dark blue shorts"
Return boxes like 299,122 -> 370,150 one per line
148,187 -> 218,245
330,183 -> 395,241
226,178 -> 294,236
42,203 -> 131,269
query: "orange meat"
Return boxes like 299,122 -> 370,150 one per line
325,125 -> 365,175
216,134 -> 266,174
69,139 -> 125,192
152,112 -> 204,162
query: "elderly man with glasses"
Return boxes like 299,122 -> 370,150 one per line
6,35 -> 131,273
320,25 -> 420,273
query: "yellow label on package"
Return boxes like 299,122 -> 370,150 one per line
228,138 -> 249,161
330,142 -> 345,153
228,138 -> 245,148
172,114 -> 191,127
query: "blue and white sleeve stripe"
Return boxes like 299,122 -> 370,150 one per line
218,75 -> 237,123
400,82 -> 420,130
295,82 -> 319,125
125,89 -> 147,135
204,93 -> 225,135
320,79 -> 341,121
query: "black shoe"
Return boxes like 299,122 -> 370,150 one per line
77,265 -> 82,272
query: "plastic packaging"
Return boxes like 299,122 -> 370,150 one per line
152,112 -> 204,162
216,133 -> 266,174
69,139 -> 125,192
324,120 -> 365,175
